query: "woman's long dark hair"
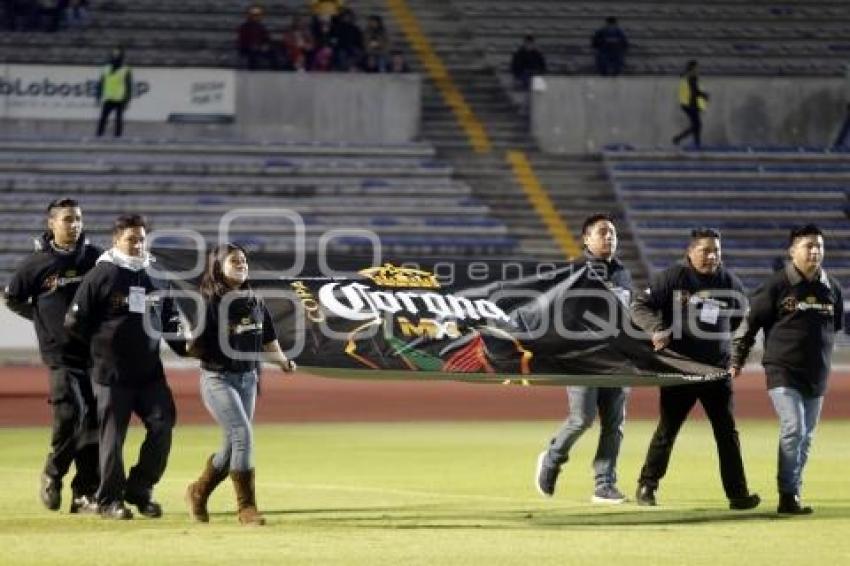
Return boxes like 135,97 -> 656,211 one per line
198,243 -> 249,300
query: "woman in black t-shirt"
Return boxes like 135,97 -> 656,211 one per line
185,243 -> 296,526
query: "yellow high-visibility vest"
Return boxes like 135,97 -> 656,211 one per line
678,77 -> 706,110
102,66 -> 129,102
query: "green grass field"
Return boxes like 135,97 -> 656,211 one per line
1,420 -> 849,565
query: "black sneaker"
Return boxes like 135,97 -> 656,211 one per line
125,492 -> 163,518
729,493 -> 761,511
777,493 -> 813,515
99,501 -> 133,520
635,484 -> 657,506
69,494 -> 99,514
592,485 -> 627,504
534,451 -> 560,497
39,473 -> 61,511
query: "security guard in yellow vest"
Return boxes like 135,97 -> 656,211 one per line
96,48 -> 133,138
672,60 -> 709,149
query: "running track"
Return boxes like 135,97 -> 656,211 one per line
1,366 -> 848,426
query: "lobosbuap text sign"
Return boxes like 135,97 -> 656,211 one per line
0,64 -> 235,121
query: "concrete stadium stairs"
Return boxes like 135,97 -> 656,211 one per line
0,137 -> 520,281
397,0 -> 648,284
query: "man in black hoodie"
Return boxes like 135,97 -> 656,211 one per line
65,214 -> 183,520
732,224 -> 844,515
631,228 -> 760,511
511,35 -> 547,90
4,198 -> 101,514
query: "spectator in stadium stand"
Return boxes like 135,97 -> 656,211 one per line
4,198 -> 101,515
672,60 -> 709,149
311,18 -> 337,71
732,224 -> 844,515
364,15 -> 389,71
535,213 -> 632,504
37,0 -> 64,32
4,0 -> 36,30
310,0 -> 343,24
387,50 -> 411,73
95,47 -> 132,138
236,5 -> 278,70
63,0 -> 88,29
281,13 -> 314,71
64,214 -> 186,520
510,35 -> 547,90
591,16 -> 629,76
310,45 -> 334,71
332,8 -> 363,71
185,244 -> 296,526
631,228 -> 761,511
362,52 -> 382,73
1,1 -> 9,30
3,0 -> 31,31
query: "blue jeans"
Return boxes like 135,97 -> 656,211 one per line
767,386 -> 824,495
200,369 -> 258,472
545,386 -> 628,488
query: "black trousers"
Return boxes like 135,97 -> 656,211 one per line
43,365 -> 99,497
674,105 -> 702,148
638,379 -> 750,499
96,101 -> 125,137
92,379 -> 176,505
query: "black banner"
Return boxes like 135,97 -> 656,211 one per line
156,249 -> 729,387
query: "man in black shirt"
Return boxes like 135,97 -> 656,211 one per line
535,214 -> 632,503
4,198 -> 100,513
732,224 -> 844,515
631,228 -> 759,510
65,214 -> 183,520
591,17 -> 629,76
511,35 -> 547,90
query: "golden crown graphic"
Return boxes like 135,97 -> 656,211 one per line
358,263 -> 441,289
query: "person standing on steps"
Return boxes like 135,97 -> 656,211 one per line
672,60 -> 708,149
95,47 -> 132,138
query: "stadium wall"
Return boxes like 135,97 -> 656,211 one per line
0,65 -> 421,142
235,73 -> 421,142
532,76 -> 847,153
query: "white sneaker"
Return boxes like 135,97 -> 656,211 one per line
591,485 -> 627,504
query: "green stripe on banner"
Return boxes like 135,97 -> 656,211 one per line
299,367 -> 731,388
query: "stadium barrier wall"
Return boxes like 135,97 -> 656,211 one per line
531,76 -> 847,153
0,303 -> 37,350
235,72 -> 420,142
0,65 -> 421,143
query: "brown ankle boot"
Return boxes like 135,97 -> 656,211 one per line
185,455 -> 229,522
230,469 -> 265,526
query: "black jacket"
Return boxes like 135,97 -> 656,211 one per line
4,233 -> 101,367
591,25 -> 629,56
511,47 -> 547,78
585,254 -> 632,294
732,263 -> 844,396
194,292 -> 277,373
631,261 -> 747,368
64,253 -> 183,386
